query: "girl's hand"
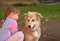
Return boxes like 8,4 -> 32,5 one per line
1,19 -> 5,23
20,27 -> 32,33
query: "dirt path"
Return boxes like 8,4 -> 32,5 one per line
39,20 -> 60,41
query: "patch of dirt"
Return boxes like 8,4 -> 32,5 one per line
39,20 -> 60,41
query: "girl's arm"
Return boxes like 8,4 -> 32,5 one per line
10,21 -> 18,35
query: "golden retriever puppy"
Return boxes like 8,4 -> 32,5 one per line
21,11 -> 43,41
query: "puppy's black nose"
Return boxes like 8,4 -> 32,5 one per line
28,25 -> 31,28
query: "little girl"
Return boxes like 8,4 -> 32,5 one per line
0,6 -> 24,41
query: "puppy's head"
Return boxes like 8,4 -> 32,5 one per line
24,11 -> 43,31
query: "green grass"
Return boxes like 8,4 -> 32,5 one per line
0,3 -> 60,27
19,3 -> 60,21
0,7 -> 5,20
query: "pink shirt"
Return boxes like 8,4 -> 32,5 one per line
0,18 -> 18,41
10,21 -> 18,34
0,18 -> 24,41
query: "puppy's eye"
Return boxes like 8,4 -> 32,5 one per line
32,19 -> 35,21
27,20 -> 29,22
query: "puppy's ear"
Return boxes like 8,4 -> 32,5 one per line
24,11 -> 30,20
24,13 -> 27,20
38,13 -> 43,19
36,12 -> 43,19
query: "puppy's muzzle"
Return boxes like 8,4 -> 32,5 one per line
28,24 -> 35,29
